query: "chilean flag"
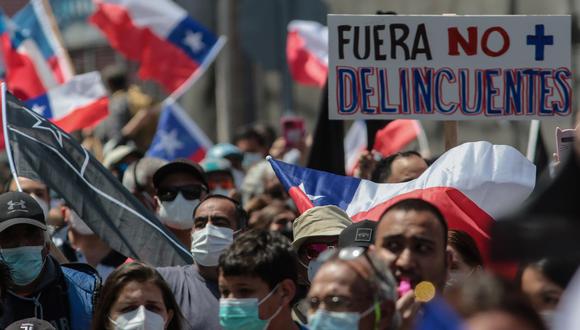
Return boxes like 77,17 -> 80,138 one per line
13,0 -> 74,84
0,11 -> 57,101
373,120 -> 423,157
147,100 -> 213,162
24,71 -> 109,133
90,0 -> 225,95
287,20 -> 328,87
269,141 -> 536,266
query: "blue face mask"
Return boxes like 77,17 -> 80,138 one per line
308,304 -> 376,330
0,245 -> 45,286
219,284 -> 282,330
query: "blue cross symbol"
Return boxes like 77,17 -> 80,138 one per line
526,24 -> 553,61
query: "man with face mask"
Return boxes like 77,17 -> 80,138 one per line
0,192 -> 100,329
152,159 -> 209,248
157,194 -> 248,330
201,158 -> 237,198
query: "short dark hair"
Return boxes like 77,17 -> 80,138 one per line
448,230 -> 483,268
379,198 -> 448,246
517,257 -> 580,290
92,262 -> 182,330
371,151 -> 423,183
219,230 -> 298,290
194,194 -> 249,230
233,126 -> 267,148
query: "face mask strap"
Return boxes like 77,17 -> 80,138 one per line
259,283 -> 281,305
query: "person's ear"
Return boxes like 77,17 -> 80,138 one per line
445,248 -> 453,278
278,278 -> 296,306
165,309 -> 174,330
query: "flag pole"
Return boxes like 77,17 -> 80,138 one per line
526,119 -> 541,161
168,36 -> 227,101
1,83 -> 21,191
39,0 -> 76,77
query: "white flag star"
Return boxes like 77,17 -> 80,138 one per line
299,182 -> 324,201
152,129 -> 184,158
183,31 -> 205,53
31,104 -> 46,115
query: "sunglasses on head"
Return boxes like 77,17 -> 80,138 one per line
157,185 -> 207,202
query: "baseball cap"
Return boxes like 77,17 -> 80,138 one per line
338,220 -> 377,248
0,191 -> 46,232
153,159 -> 208,190
6,318 -> 56,330
292,205 -> 352,252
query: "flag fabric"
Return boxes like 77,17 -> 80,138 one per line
90,0 -> 225,95
269,141 -> 536,265
373,119 -> 422,157
2,85 -> 192,267
344,120 -> 367,174
286,20 -> 328,87
147,99 -> 213,162
13,0 -> 74,84
0,12 -> 57,100
24,71 -> 108,133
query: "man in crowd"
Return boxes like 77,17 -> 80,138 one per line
307,248 -> 399,330
374,198 -> 451,329
157,194 -> 248,330
234,126 -> 270,169
371,151 -> 428,183
201,158 -> 237,197
153,159 -> 209,248
0,192 -> 99,329
219,230 -> 304,330
122,156 -> 167,211
291,205 -> 352,323
52,205 -> 125,280
8,177 -> 51,223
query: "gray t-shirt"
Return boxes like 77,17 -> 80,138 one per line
157,265 -> 221,330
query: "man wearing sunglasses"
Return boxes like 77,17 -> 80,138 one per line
291,205 -> 352,323
152,159 -> 209,248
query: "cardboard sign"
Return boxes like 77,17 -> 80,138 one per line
328,15 -> 571,120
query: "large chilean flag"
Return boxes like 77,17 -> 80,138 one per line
269,141 -> 536,265
90,0 -> 225,95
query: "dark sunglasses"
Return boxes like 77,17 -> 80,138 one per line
157,185 -> 207,202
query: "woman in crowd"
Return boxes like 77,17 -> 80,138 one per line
92,262 -> 183,330
446,230 -> 483,288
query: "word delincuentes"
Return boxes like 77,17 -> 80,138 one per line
336,67 -> 571,116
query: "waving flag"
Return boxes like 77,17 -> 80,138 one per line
25,71 -> 108,132
373,120 -> 423,157
0,11 -> 57,100
13,0 -> 74,84
90,0 -> 225,96
147,100 -> 213,162
287,20 -> 328,87
269,141 -> 536,265
2,84 -> 192,267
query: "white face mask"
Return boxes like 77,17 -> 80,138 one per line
30,194 -> 49,221
156,193 -> 199,230
191,224 -> 234,267
68,210 -> 94,235
110,305 -> 166,330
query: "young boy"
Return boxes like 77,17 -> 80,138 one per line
218,230 -> 305,330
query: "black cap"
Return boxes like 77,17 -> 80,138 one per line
0,191 -> 46,233
153,159 -> 208,190
7,318 -> 56,330
338,220 -> 377,248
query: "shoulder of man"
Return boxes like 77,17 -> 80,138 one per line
61,262 -> 102,329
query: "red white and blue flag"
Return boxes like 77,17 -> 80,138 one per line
286,20 -> 328,87
24,71 -> 109,133
90,0 -> 225,96
147,100 -> 213,162
0,11 -> 58,100
269,141 -> 536,265
13,0 -> 74,84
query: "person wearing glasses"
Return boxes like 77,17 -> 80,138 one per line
152,159 -> 209,248
307,247 -> 399,330
157,195 -> 249,330
291,205 -> 352,323
218,230 -> 305,330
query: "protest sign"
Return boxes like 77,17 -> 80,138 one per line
328,15 -> 571,120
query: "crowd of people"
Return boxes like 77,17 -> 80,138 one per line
0,68 -> 577,330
